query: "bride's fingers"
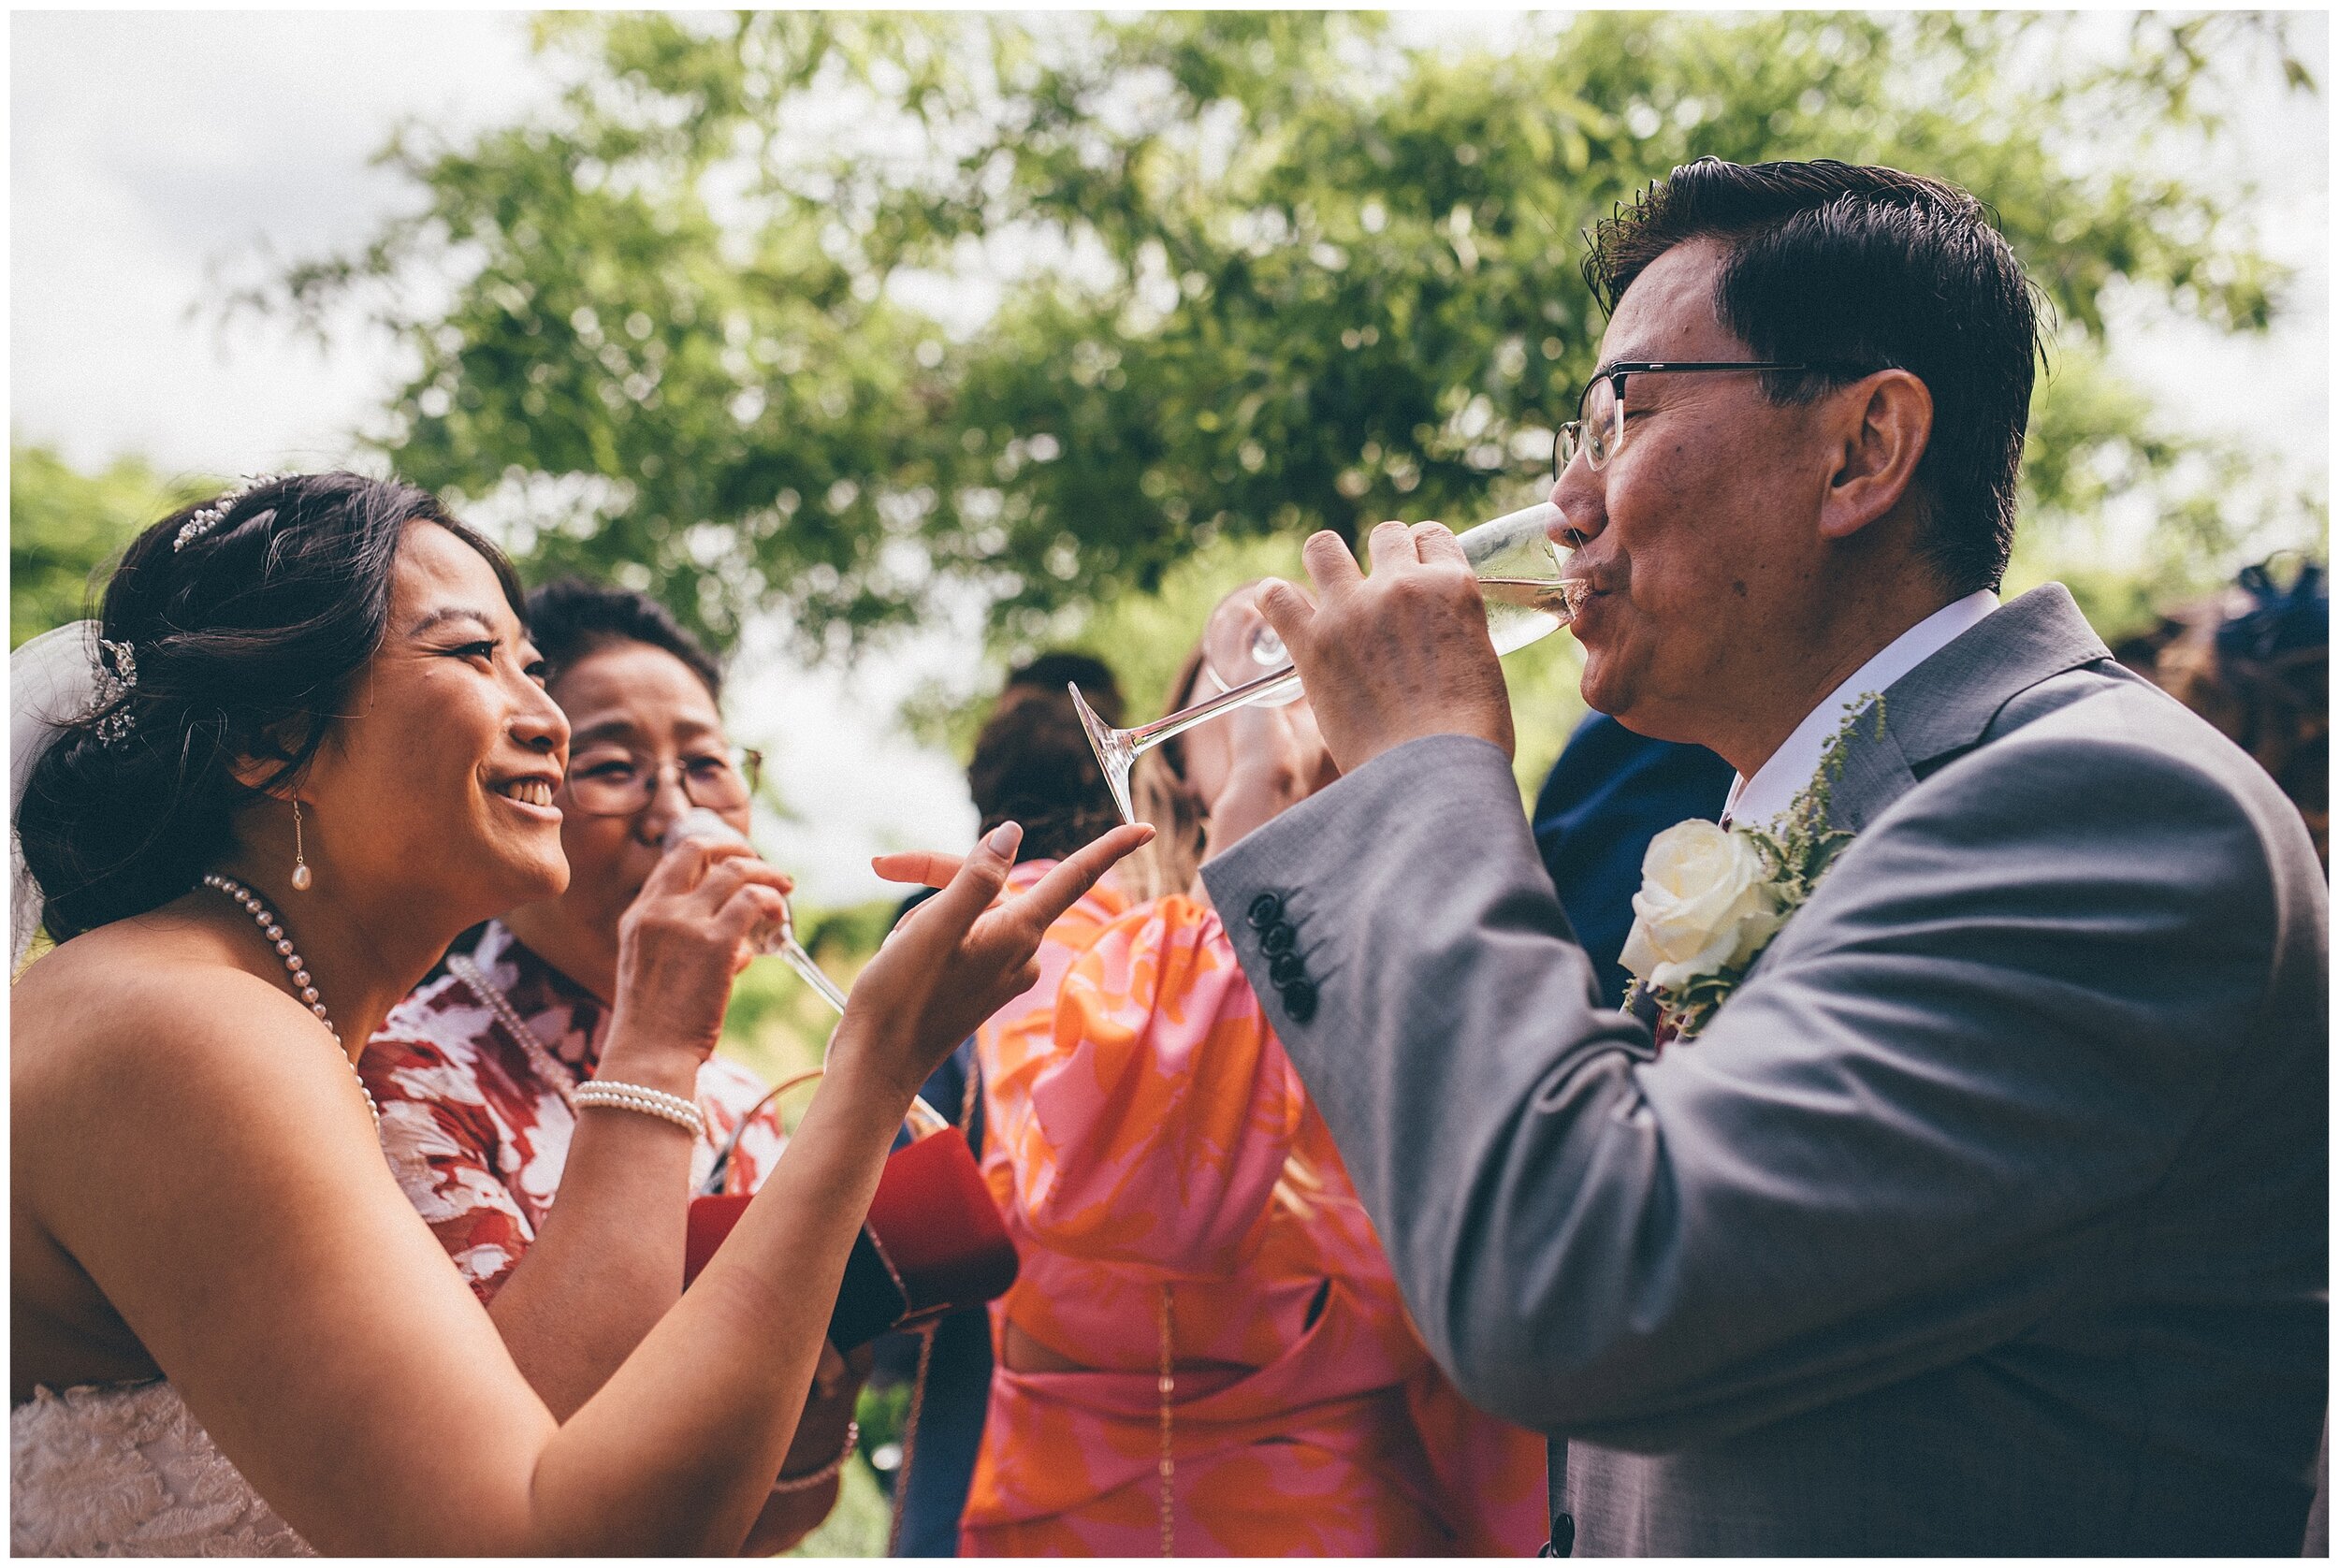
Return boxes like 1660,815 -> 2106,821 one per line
872,849 -> 966,890
901,822 -> 1024,947
876,820 -> 1148,968
993,823 -> 1153,947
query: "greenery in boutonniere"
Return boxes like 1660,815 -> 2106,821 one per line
1620,697 -> 1884,1040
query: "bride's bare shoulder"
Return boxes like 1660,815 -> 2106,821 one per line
13,913 -> 322,1096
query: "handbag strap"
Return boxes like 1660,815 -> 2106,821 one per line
698,1067 -> 824,1196
698,1067 -> 952,1196
885,1320 -> 940,1556
1158,1284 -> 1177,1557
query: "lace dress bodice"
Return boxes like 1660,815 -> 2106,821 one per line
11,1380 -> 310,1556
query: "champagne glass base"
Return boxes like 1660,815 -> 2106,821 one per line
1069,682 -> 1140,826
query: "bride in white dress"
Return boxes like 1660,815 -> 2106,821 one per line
9,473 -> 1148,1553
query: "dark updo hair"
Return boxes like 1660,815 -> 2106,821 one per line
967,655 -> 1126,864
1003,650 -> 1123,727
966,701 -> 1126,864
523,576 -> 725,701
18,472 -> 523,943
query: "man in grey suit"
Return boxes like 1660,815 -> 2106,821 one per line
1200,159 -> 2327,1554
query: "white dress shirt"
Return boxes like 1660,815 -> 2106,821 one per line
1722,589 -> 1999,829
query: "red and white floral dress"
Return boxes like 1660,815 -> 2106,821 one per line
362,920 -> 789,1302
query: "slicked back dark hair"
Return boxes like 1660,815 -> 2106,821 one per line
20,472 -> 524,941
524,577 -> 725,702
1583,158 -> 2044,596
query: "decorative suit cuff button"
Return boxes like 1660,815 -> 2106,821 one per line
1268,950 -> 1304,985
1246,892 -> 1285,930
1278,979 -> 1318,1024
1259,921 -> 1297,955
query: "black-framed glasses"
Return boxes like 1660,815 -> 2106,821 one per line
562,746 -> 763,818
1554,361 -> 1832,478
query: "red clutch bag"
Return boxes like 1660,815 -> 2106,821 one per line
685,1094 -> 1018,1350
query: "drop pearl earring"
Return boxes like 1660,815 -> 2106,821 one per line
291,801 -> 313,892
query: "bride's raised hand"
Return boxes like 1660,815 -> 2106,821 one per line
839,820 -> 1153,1103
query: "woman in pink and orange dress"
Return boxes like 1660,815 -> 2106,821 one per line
957,588 -> 1548,1555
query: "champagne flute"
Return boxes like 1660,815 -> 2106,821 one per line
665,806 -> 952,1141
665,806 -> 850,1012
1069,501 -> 1586,825
1199,615 -> 1305,707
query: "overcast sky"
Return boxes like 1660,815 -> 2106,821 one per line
11,10 -> 2330,901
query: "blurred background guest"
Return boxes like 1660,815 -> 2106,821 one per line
363,577 -> 860,1553
1531,714 -> 1734,1009
965,651 -> 1127,856
2116,557 -> 2328,868
872,648 -> 1127,1557
955,588 -> 1547,1556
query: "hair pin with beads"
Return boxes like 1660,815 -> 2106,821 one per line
91,636 -> 139,747
174,472 -> 289,552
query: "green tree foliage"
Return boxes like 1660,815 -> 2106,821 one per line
9,445 -> 215,648
259,11 -> 2317,664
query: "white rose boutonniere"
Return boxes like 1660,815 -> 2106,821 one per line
1621,697 -> 1882,1040
1619,821 -> 1785,993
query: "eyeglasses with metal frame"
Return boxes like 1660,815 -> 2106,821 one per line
1554,361 -> 1844,478
561,746 -> 763,818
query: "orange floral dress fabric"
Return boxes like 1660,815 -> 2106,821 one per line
960,864 -> 1547,1556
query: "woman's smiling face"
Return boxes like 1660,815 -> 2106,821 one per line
295,520 -> 572,925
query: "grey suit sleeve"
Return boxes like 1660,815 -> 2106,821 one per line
1202,729 -> 2280,1449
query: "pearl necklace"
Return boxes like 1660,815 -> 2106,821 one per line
198,874 -> 380,1135
446,951 -> 580,1110
446,951 -> 706,1140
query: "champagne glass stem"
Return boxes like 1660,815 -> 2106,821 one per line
780,934 -> 851,1014
1068,662 -> 1300,828
1122,662 -> 1302,752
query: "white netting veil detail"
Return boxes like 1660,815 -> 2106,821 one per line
11,620 -> 109,968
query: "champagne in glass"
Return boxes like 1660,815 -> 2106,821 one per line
1478,574 -> 1584,655
1070,501 -> 1586,825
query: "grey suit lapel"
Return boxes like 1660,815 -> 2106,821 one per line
1828,583 -> 2111,834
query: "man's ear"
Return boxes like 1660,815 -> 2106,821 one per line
1817,369 -> 1933,543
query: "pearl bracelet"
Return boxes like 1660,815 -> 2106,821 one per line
572,1079 -> 706,1139
770,1419 -> 859,1495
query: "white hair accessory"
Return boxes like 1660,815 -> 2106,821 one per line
11,622 -> 110,965
91,638 -> 138,747
174,472 -> 289,551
